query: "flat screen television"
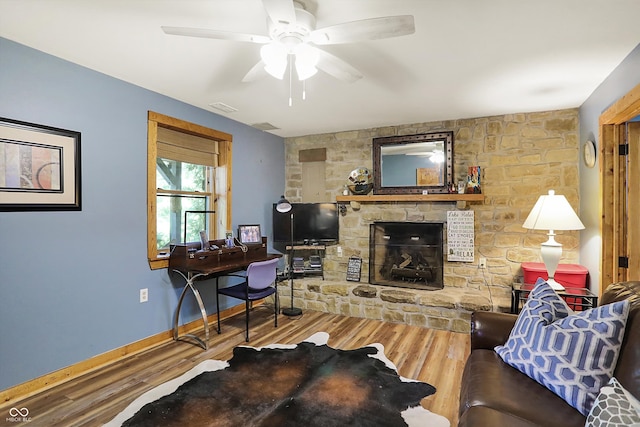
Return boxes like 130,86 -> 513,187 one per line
272,202 -> 339,244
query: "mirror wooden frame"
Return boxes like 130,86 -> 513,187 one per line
372,131 -> 453,195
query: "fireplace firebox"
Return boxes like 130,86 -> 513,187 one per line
369,222 -> 444,290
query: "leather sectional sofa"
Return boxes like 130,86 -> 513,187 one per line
458,281 -> 640,427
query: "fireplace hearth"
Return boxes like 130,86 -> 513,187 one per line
369,222 -> 444,290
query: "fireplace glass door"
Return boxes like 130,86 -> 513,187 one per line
369,222 -> 444,290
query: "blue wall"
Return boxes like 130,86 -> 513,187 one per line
578,43 -> 640,293
0,37 -> 285,390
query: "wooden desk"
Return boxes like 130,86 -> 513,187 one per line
169,237 -> 280,349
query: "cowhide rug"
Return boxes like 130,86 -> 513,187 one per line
105,332 -> 449,427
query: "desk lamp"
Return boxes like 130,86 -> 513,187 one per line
522,190 -> 585,291
276,196 -> 302,316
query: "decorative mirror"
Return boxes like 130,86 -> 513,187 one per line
372,131 -> 453,194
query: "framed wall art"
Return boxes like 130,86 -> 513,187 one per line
416,167 -> 440,186
0,117 -> 81,211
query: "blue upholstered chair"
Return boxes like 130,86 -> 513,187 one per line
216,257 -> 279,342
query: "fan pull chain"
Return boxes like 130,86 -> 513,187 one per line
288,56 -> 293,107
302,79 -> 306,101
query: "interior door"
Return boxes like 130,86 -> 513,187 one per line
614,121 -> 640,283
605,121 -> 640,284
600,84 -> 640,293
624,122 -> 640,280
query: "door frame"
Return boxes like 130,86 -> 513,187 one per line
599,83 -> 640,292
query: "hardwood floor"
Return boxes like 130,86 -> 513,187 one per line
0,309 -> 470,426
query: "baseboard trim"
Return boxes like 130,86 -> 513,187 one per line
0,303 -> 248,404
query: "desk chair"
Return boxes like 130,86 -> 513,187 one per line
216,257 -> 279,342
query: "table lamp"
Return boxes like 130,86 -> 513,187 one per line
522,190 -> 585,291
276,195 -> 302,316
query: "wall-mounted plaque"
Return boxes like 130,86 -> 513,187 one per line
346,256 -> 362,281
447,210 -> 475,262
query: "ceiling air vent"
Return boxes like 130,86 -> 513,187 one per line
209,102 -> 238,113
251,122 -> 280,131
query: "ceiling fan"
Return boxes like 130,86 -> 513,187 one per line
161,0 -> 415,84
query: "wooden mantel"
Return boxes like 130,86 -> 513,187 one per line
336,193 -> 484,203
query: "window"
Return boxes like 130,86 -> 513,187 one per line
147,112 -> 232,269
156,158 -> 212,248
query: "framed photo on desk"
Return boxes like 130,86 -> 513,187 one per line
238,224 -> 261,244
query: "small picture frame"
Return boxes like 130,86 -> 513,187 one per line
238,224 -> 262,244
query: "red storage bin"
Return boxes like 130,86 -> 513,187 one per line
521,262 -> 588,288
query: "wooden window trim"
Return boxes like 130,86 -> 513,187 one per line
147,111 -> 233,270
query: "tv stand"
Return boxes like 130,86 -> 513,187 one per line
287,245 -> 325,279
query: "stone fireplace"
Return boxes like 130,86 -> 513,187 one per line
369,222 -> 443,290
279,108 -> 581,332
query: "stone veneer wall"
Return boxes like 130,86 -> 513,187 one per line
277,109 -> 581,332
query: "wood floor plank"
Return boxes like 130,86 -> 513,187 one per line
0,309 -> 470,426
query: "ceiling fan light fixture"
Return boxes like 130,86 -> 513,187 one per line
261,42 -> 288,79
293,43 -> 318,80
264,61 -> 287,79
295,62 -> 317,80
162,1 -> 415,87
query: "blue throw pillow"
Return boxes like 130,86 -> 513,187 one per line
495,280 -> 629,416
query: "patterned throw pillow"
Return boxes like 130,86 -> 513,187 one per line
586,377 -> 640,426
495,281 -> 629,416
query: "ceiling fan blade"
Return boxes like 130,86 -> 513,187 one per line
262,0 -> 297,25
310,15 -> 415,45
162,26 -> 270,44
314,47 -> 363,83
242,60 -> 269,83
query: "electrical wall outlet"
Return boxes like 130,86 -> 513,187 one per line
479,257 -> 487,269
140,288 -> 148,303
337,246 -> 343,257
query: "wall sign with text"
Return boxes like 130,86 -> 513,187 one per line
447,210 -> 474,262
346,256 -> 362,281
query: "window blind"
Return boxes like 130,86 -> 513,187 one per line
157,126 -> 218,167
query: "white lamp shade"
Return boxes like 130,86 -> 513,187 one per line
295,59 -> 318,81
294,44 -> 319,81
523,190 -> 585,231
260,43 -> 288,79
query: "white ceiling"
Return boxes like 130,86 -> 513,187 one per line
1,0 -> 639,138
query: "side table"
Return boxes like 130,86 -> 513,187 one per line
511,283 -> 598,314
